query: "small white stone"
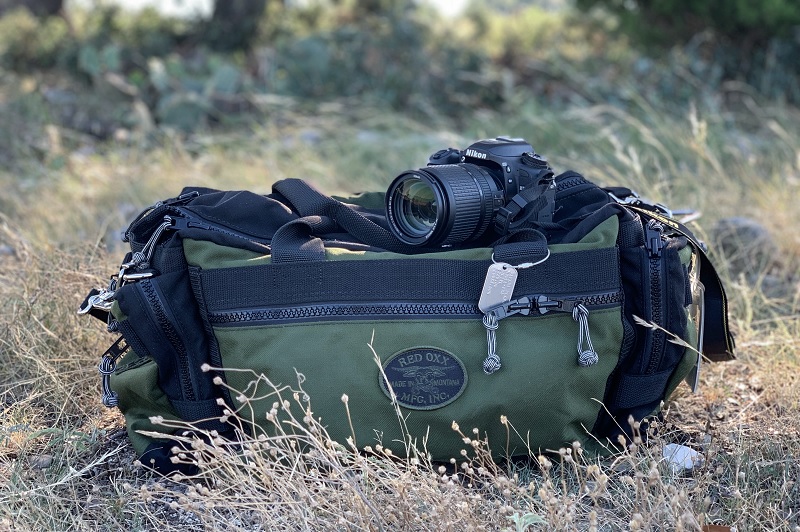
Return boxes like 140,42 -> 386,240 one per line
663,443 -> 703,473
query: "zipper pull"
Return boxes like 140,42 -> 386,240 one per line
479,262 -> 519,375
645,219 -> 665,258
573,303 -> 599,367
481,297 -> 535,374
482,308 -> 505,375
131,216 -> 175,269
117,217 -> 174,288
482,294 -> 601,372
534,295 -> 576,315
98,336 -> 131,408
534,295 -> 598,366
122,192 -> 199,243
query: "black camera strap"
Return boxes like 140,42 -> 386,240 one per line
271,178 -> 419,261
494,177 -> 557,235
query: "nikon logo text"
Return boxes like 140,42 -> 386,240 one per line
465,149 -> 487,159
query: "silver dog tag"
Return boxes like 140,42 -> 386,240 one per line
478,262 -> 518,313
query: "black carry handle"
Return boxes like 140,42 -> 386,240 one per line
627,205 -> 735,362
270,215 -> 338,263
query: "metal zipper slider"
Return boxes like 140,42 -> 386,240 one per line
534,295 -> 576,315
154,190 -> 201,208
121,192 -> 198,243
645,219 -> 665,258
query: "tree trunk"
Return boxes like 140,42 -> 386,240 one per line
205,0 -> 268,52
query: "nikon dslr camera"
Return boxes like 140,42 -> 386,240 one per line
385,137 -> 554,247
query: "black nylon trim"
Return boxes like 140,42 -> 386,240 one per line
199,248 -> 620,311
170,399 -> 229,431
613,370 -> 673,409
117,318 -> 151,362
188,266 -> 234,411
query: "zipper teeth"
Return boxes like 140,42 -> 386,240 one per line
141,280 -> 196,401
210,302 -> 481,325
192,221 -> 262,242
645,219 -> 665,375
580,291 -> 623,306
647,256 -> 664,374
209,291 -> 623,326
174,209 -> 271,244
556,176 -> 586,193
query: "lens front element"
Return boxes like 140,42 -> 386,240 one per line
386,164 -> 502,247
393,178 -> 439,238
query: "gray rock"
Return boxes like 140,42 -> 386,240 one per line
29,454 -> 54,470
298,129 -> 323,145
711,217 -> 779,277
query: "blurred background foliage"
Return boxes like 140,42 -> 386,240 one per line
0,0 -> 798,166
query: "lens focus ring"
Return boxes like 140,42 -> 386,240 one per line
438,165 -> 497,245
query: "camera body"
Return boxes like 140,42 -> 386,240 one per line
386,137 -> 553,247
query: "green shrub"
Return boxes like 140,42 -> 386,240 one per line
266,6 -> 496,115
574,0 -> 800,104
574,0 -> 800,45
0,8 -> 72,70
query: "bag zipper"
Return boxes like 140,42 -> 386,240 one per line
123,191 -> 200,243
168,211 -> 272,248
210,301 -> 480,326
168,212 -> 384,253
138,278 -> 196,401
207,290 -> 622,327
644,219 -> 666,374
555,174 -> 588,194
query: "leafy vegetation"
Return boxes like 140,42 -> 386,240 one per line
574,0 -> 800,43
574,0 -> 800,103
1,1 -> 799,530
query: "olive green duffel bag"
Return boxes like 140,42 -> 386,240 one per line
80,140 -> 734,473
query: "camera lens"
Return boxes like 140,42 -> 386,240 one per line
386,164 -> 502,247
391,177 -> 439,238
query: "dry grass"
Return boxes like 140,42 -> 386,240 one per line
1,99 -> 799,530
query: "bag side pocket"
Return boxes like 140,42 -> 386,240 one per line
114,270 -> 225,429
110,353 -> 182,457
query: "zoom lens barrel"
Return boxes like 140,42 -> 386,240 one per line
386,164 -> 503,247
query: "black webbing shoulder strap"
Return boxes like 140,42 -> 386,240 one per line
271,178 -> 417,260
627,205 -> 735,362
270,178 -> 549,264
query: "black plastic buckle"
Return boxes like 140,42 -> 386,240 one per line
494,194 -> 528,235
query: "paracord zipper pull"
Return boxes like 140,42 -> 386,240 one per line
478,261 -> 518,376
482,311 -> 502,374
481,299 -> 531,374
478,251 -> 550,375
572,303 -> 598,367
132,217 -> 174,269
98,337 -> 130,407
